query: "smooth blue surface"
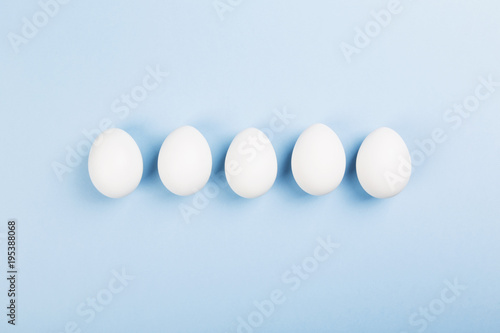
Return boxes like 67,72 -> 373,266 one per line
1,0 -> 500,332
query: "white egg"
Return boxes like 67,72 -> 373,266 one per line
225,128 -> 277,198
291,123 -> 346,195
157,126 -> 212,196
88,128 -> 143,198
356,127 -> 411,198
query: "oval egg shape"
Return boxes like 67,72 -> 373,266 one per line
157,125 -> 212,196
88,128 -> 143,198
225,128 -> 277,198
291,123 -> 346,195
356,127 -> 411,198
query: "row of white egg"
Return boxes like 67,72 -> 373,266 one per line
88,124 -> 412,199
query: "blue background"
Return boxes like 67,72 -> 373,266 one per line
1,0 -> 500,332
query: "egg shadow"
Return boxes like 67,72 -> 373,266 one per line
190,118 -> 238,202
212,137 -> 229,174
122,123 -> 180,201
211,138 -> 252,203
275,135 -> 314,200
75,156 -> 119,205
343,138 -> 376,202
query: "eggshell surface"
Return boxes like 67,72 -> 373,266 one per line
157,126 -> 212,196
225,128 -> 277,198
88,128 -> 143,198
291,123 -> 346,195
356,127 -> 411,199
